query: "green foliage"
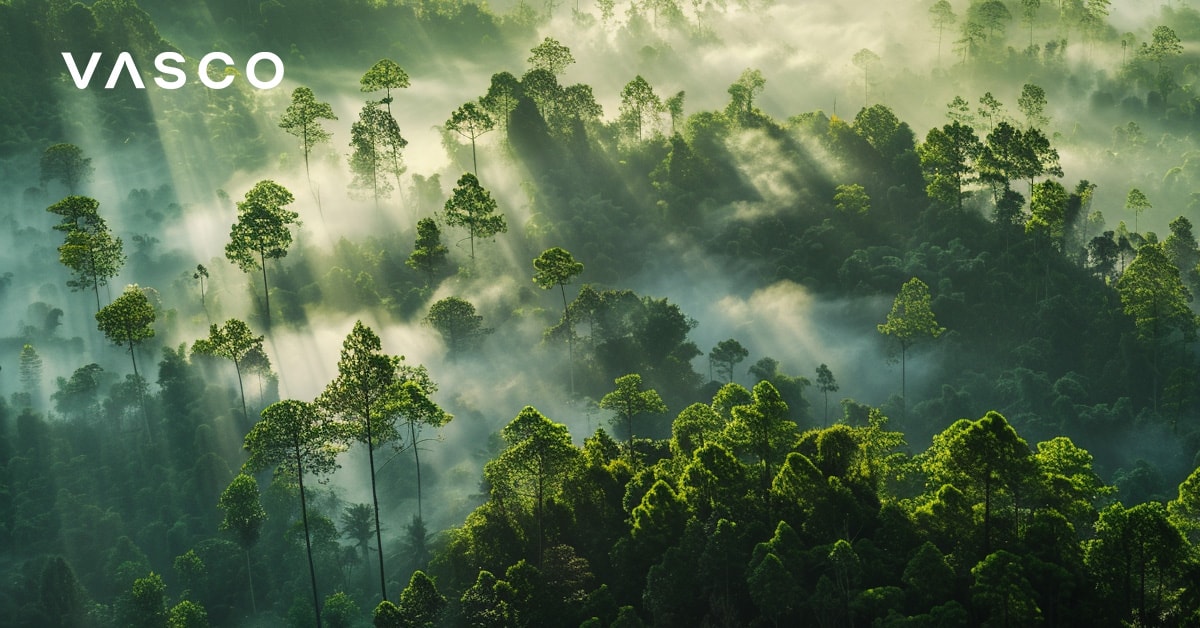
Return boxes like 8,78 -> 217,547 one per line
425,296 -> 490,356
46,195 -> 125,312
279,86 -> 336,178
708,339 -> 748,384
442,173 -> 507,263
218,474 -> 265,551
167,600 -> 209,628
322,591 -> 359,628
40,143 -> 93,194
878,277 -> 944,352
396,571 -> 446,627
96,284 -> 156,359
360,59 -> 410,101
528,37 -> 574,76
599,373 -> 667,458
118,572 -> 167,628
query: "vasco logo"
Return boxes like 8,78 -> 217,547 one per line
61,52 -> 284,90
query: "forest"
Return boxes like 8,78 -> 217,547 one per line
3,0 -> 1200,626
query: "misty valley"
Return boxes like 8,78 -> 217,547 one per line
4,0 -> 1200,627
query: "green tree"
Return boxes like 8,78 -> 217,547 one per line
923,411 -> 1033,554
709,339 -> 749,384
851,48 -> 880,105
1139,26 -> 1183,102
406,218 -> 448,287
726,68 -> 766,122
528,37 -> 575,76
619,75 -> 663,142
723,380 -> 796,494
40,143 -> 94,194
322,591 -> 359,628
316,321 -> 403,601
217,473 -> 266,615
480,71 -> 520,134
18,344 -> 42,408
193,264 -> 209,313
446,102 -> 494,176
971,550 -> 1042,627
360,58 -> 410,114
349,102 -> 407,206
192,319 -> 263,427
1086,502 -> 1187,623
118,572 -> 167,628
1026,179 -> 1068,248
396,571 -> 446,627
833,183 -> 870,215
600,373 -> 667,459
815,363 -> 838,426
484,406 -> 582,564
929,0 -> 957,65
1020,0 -> 1040,48
167,600 -> 209,628
665,91 -> 685,135
972,0 -> 1012,40
533,247 -> 585,395
1125,188 -> 1150,234
425,296 -> 489,356
96,284 -> 155,431
1116,243 -> 1196,411
442,173 -> 507,264
1017,83 -> 1048,129
391,374 -> 451,522
279,86 -> 337,182
919,121 -> 981,209
224,180 -> 298,329
877,277 -> 944,414
244,399 -> 341,628
47,195 -> 125,313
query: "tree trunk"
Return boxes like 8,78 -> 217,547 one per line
409,420 -> 423,522
560,282 -> 574,397
130,339 -> 150,438
259,249 -> 271,329
234,359 -> 249,430
245,549 -> 257,615
295,440 -> 324,628
365,400 -> 388,600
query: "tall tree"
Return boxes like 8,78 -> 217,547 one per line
446,102 -> 494,176
877,277 -> 945,415
851,48 -> 880,106
349,103 -> 407,206
392,373 -> 451,523
224,180 -> 298,329
405,218 -> 448,287
815,363 -> 838,426
533,247 -> 584,395
192,318 -> 264,427
726,68 -> 766,122
425,296 -> 490,356
480,71 -> 520,134
360,58 -> 409,118
95,284 -> 155,432
618,75 -> 663,142
279,86 -> 337,182
217,473 -> 266,615
919,121 -> 981,209
1020,0 -> 1040,48
47,196 -> 125,313
192,264 -> 209,314
1139,26 -> 1183,102
722,380 -> 795,494
1017,83 -> 1048,129
599,373 -> 667,459
1125,188 -> 1150,234
528,37 -> 575,76
484,406 -> 582,564
40,143 -> 94,194
244,399 -> 341,628
395,571 -> 447,627
316,321 -> 403,601
709,339 -> 749,384
929,0 -> 957,66
442,173 -> 507,265
1116,243 -> 1196,411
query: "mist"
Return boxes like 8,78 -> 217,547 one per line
4,0 -> 1200,624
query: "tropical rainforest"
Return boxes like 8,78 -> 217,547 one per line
3,0 -> 1200,626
